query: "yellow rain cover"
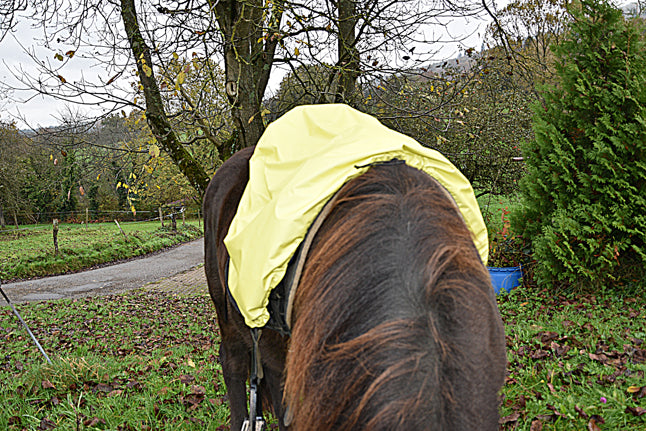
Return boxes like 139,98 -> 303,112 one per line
224,104 -> 488,328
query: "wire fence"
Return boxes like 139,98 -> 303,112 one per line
0,208 -> 202,232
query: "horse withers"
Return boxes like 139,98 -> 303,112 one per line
203,146 -> 506,430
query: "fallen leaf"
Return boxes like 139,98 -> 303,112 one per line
191,385 -> 206,395
42,380 -> 56,389
575,405 -> 589,419
38,417 -> 57,430
499,412 -> 520,424
84,417 -> 106,427
587,418 -> 602,431
530,349 -> 550,360
94,383 -> 113,393
539,331 -> 559,344
180,374 -> 195,384
589,352 -> 608,363
562,320 -> 575,328
625,406 -> 646,416
530,418 -> 543,431
547,382 -> 557,394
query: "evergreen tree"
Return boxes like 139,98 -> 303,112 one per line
514,0 -> 646,288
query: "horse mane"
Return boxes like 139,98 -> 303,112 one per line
284,162 -> 506,430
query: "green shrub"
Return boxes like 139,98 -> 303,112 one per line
513,0 -> 646,289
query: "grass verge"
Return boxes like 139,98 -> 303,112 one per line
0,221 -> 203,281
1,291 -> 234,430
1,287 -> 644,429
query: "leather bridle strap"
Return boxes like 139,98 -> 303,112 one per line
284,189 -> 343,331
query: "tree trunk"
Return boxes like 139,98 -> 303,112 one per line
335,0 -> 360,104
120,0 -> 211,197
0,204 -> 5,228
215,0 -> 284,149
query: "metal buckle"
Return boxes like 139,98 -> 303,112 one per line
241,417 -> 266,431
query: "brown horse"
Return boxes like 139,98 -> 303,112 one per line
203,146 -> 506,430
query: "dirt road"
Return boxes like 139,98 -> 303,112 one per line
0,238 -> 205,305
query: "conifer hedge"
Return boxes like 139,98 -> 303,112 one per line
513,0 -> 646,288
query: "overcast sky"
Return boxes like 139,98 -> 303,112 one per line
0,1 -> 509,129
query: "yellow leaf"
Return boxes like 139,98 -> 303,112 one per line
627,386 -> 641,393
177,72 -> 186,85
57,75 -> 67,83
187,358 -> 196,368
50,154 -> 53,160
130,205 -> 136,216
54,53 -> 64,61
156,185 -> 161,189
142,64 -> 153,77
294,47 -> 300,56
65,50 -> 75,58
172,52 -> 179,60
97,174 -> 101,180
149,144 -> 160,158
116,182 -> 122,189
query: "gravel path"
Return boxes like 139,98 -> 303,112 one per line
0,238 -> 207,305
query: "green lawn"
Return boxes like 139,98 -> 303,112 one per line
0,221 -> 203,281
498,287 -> 646,430
1,286 -> 644,430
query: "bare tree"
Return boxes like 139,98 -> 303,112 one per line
5,0 -> 498,196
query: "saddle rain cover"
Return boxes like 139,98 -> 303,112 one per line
224,104 -> 488,328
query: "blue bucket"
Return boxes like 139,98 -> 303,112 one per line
487,266 -> 522,294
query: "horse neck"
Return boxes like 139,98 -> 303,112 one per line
284,164 -> 505,430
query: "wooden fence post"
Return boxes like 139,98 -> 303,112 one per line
85,208 -> 89,229
52,219 -> 59,255
159,207 -> 164,227
182,206 -> 185,226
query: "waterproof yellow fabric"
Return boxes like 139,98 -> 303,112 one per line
224,104 -> 488,328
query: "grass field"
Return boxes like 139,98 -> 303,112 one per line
0,221 -> 203,282
1,287 -> 644,430
2,198 -> 644,429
